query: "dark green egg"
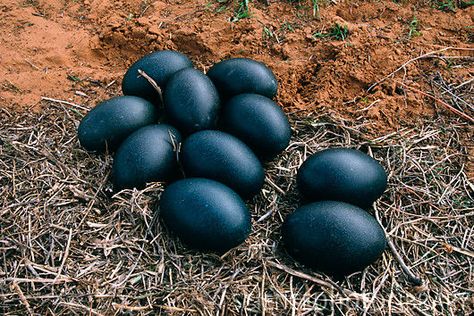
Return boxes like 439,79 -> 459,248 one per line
181,130 -> 264,199
112,124 -> 181,191
220,93 -> 291,160
77,96 -> 159,153
282,201 -> 387,276
122,50 -> 193,104
159,178 -> 252,253
164,68 -> 220,135
297,148 -> 388,209
207,58 -> 278,99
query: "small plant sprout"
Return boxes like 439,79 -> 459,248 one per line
312,0 -> 320,19
263,26 -> 281,43
408,16 -> 421,39
232,0 -> 251,22
313,23 -> 349,41
436,0 -> 456,12
280,21 -> 295,33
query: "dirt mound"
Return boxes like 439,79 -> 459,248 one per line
1,1 -> 472,131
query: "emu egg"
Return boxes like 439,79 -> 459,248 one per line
78,96 -> 158,153
181,130 -> 264,199
207,58 -> 278,99
160,178 -> 251,253
282,201 -> 387,276
164,68 -> 220,135
122,50 -> 193,104
297,148 -> 388,208
221,93 -> 291,160
112,124 -> 181,191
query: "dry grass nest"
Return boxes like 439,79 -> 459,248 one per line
1,88 -> 473,315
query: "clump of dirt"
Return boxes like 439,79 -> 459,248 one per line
0,0 -> 113,108
1,0 -> 473,133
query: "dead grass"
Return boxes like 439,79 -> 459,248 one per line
0,93 -> 473,315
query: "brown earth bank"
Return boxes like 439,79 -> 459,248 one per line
1,0 -> 472,126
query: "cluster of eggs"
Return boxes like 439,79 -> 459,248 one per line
78,50 -> 291,252
78,50 -> 388,277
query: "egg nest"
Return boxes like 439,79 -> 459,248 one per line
1,102 -> 472,315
